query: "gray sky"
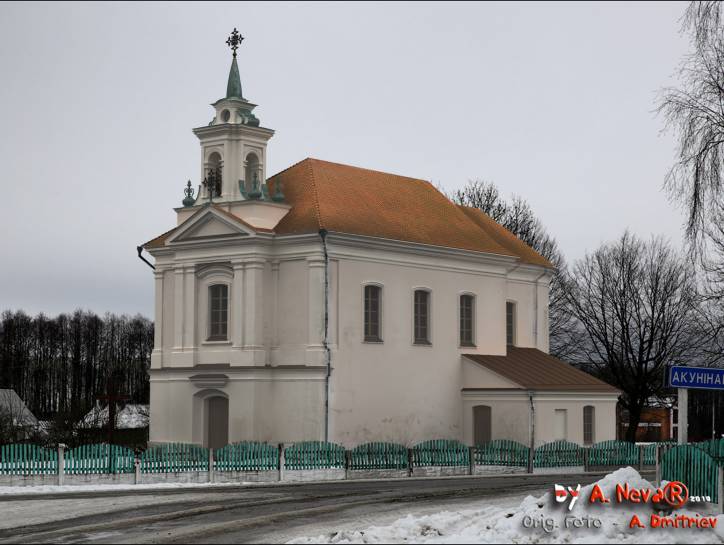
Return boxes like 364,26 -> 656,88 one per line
0,1 -> 689,318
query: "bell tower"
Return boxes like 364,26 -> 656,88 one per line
189,29 -> 275,204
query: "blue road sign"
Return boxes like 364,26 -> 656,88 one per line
669,365 -> 724,390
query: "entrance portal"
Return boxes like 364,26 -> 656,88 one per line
473,405 -> 492,444
206,396 -> 229,449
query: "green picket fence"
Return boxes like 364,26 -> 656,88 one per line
0,443 -> 57,475
693,438 -> 724,463
214,442 -> 278,472
588,440 -> 638,467
475,439 -> 529,467
284,441 -> 346,470
141,443 -> 209,473
412,439 -> 469,467
661,444 -> 720,503
349,442 -> 408,470
65,443 -> 135,474
534,440 -> 584,468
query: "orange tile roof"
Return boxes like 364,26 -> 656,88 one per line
268,158 -> 551,266
145,157 -> 553,268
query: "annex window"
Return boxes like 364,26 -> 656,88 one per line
506,301 -> 516,346
364,285 -> 382,342
414,289 -> 431,345
554,409 -> 568,441
583,405 -> 595,445
208,284 -> 229,341
459,294 -> 475,347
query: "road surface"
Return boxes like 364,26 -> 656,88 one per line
0,471 -> 651,544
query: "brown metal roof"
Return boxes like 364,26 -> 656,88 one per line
464,347 -> 620,393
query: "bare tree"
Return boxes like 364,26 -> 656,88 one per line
658,1 -> 724,247
564,232 -> 705,441
452,180 -> 577,359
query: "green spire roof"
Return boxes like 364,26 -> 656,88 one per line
226,57 -> 243,99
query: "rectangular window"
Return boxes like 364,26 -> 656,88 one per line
459,294 -> 475,346
506,301 -> 516,346
414,290 -> 430,345
583,406 -> 595,445
554,409 -> 568,441
208,284 -> 228,341
364,285 -> 382,342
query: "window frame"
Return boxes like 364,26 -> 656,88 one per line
506,300 -> 517,347
583,405 -> 596,445
362,283 -> 383,343
413,288 -> 432,346
207,283 -> 229,341
459,293 -> 476,347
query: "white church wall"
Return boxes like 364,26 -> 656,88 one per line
326,240 -> 548,447
532,393 -> 618,446
461,392 -> 531,445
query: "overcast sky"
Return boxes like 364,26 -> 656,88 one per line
0,1 -> 689,318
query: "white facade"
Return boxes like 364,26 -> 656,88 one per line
145,47 -> 619,449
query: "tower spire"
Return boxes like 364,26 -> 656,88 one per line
225,28 -> 244,99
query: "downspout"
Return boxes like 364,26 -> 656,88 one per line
319,229 -> 331,442
528,390 -> 535,473
136,245 -> 155,270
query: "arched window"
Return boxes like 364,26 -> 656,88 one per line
206,152 -> 223,198
244,152 -> 260,195
583,405 -> 595,445
506,301 -> 516,346
413,289 -> 431,345
459,294 -> 475,347
363,285 -> 382,342
208,284 -> 229,341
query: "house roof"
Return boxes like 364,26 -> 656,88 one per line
0,389 -> 38,427
463,348 -> 620,393
145,158 -> 553,268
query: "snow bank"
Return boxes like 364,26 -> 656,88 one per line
289,467 -> 724,544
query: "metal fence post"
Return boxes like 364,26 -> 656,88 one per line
527,444 -> 534,474
637,445 -> 644,472
278,443 -> 285,482
345,450 -> 351,480
468,446 -> 475,476
655,444 -> 662,486
208,448 -> 214,483
407,448 -> 414,477
718,466 -> 724,514
57,444 -> 66,486
134,457 -> 141,485
583,447 -> 589,472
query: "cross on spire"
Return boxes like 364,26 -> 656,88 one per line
226,28 -> 244,58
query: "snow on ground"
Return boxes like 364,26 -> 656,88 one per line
0,481 -> 243,495
288,468 -> 724,544
0,488 -> 253,531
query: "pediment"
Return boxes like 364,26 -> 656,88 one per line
167,207 -> 254,244
462,356 -> 522,389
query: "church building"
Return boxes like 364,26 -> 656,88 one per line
142,30 -> 619,450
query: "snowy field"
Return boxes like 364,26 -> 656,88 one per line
288,468 -> 724,544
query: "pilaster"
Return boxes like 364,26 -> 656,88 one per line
306,256 -> 326,366
151,269 -> 165,369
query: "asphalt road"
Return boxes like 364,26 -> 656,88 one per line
0,471 -> 653,544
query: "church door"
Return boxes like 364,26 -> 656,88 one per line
207,396 -> 229,449
473,405 -> 492,445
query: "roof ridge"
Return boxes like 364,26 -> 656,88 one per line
268,156 -> 312,180
305,159 -> 325,231
303,157 -> 432,185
